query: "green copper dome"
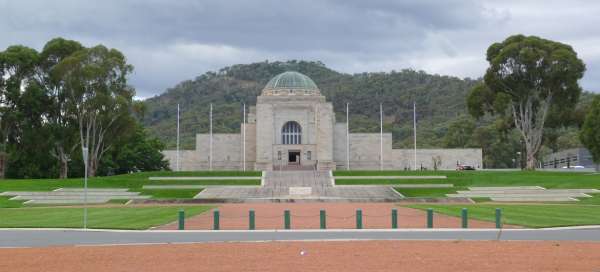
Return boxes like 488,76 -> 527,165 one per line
264,71 -> 318,90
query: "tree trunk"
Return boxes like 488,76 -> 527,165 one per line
511,94 -> 553,171
59,156 -> 68,179
88,156 -> 97,177
526,153 -> 537,170
56,147 -> 70,179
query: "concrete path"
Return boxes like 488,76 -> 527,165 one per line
448,186 -> 600,202
0,188 -> 149,205
335,176 -> 446,179
1,227 -> 600,247
148,176 -> 261,180
194,171 -> 403,202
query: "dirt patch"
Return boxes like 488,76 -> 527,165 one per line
2,240 -> 599,272
157,203 -> 513,230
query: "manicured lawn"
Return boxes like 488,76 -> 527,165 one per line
335,170 -> 600,202
0,205 -> 214,229
408,204 -> 600,228
0,196 -> 25,208
0,171 -> 260,206
0,171 -> 261,193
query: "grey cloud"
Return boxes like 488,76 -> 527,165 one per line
0,0 -> 598,97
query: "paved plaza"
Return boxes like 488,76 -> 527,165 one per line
193,171 -> 403,202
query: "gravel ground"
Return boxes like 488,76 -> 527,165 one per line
157,203 -> 512,230
2,240 -> 599,272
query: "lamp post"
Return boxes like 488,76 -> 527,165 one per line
82,146 -> 88,230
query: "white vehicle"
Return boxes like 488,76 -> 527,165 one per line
562,165 -> 585,169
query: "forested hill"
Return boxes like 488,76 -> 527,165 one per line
142,60 -> 480,149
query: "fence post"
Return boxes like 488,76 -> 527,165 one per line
427,208 -> 433,228
495,208 -> 502,229
356,209 -> 363,229
320,209 -> 326,229
178,209 -> 185,230
391,208 -> 398,229
461,208 -> 468,228
249,209 -> 255,230
284,210 -> 291,229
213,209 -> 220,230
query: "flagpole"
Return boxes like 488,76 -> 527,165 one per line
380,103 -> 383,171
413,101 -> 417,170
176,103 -> 180,172
242,103 -> 246,171
346,102 -> 349,170
209,103 -> 213,171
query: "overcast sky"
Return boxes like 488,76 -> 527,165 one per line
1,0 -> 599,98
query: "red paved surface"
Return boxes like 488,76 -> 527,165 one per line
157,203 -> 511,230
2,241 -> 600,272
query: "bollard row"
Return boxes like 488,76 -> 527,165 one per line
176,207 -> 504,230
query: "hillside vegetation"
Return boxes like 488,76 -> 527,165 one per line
143,61 -> 477,146
142,60 -> 592,168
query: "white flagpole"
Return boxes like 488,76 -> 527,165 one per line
346,102 -> 350,170
242,103 -> 246,171
380,103 -> 383,171
209,103 -> 213,171
176,103 -> 180,172
413,101 -> 417,170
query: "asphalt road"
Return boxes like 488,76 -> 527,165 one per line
1,227 -> 600,247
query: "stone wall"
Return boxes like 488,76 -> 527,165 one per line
332,122 -> 483,170
391,148 -> 483,170
163,133 -> 247,171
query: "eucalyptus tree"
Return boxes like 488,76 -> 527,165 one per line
39,38 -> 84,178
0,45 -> 40,178
54,45 -> 134,176
580,96 -> 600,171
467,35 -> 585,169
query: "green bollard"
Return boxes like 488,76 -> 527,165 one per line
391,209 -> 398,229
427,208 -> 433,228
178,209 -> 185,230
356,209 -> 363,229
213,209 -> 220,230
320,210 -> 326,229
249,209 -> 255,230
495,208 -> 502,229
461,208 -> 468,228
284,210 -> 291,229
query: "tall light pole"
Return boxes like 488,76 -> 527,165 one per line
242,103 -> 246,171
413,101 -> 417,170
346,102 -> 350,170
380,103 -> 383,171
209,103 -> 213,171
176,103 -> 180,171
81,146 -> 88,230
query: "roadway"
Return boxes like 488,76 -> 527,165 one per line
1,227 -> 600,247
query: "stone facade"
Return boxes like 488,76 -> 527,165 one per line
163,71 -> 483,171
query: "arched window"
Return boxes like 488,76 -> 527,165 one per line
282,121 -> 302,145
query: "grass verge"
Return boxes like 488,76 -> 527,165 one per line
0,205 -> 214,229
408,203 -> 600,228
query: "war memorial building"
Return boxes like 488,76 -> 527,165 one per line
164,71 -> 482,171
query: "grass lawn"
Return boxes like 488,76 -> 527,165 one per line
335,170 -> 600,203
0,171 -> 261,207
408,203 -> 600,228
0,170 -> 261,190
0,205 -> 214,229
